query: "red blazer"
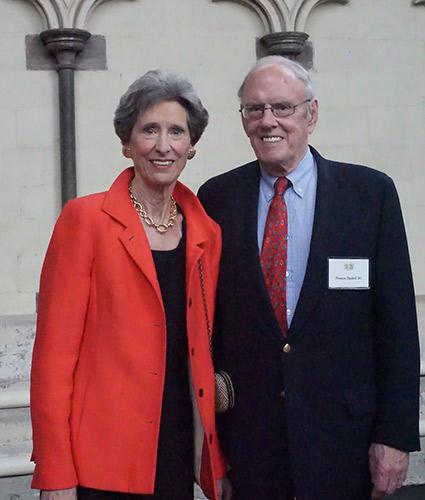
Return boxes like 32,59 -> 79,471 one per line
31,168 -> 225,498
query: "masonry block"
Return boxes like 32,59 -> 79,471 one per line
0,34 -> 26,70
0,256 -> 17,294
0,315 -> 35,384
0,108 -> 17,149
21,184 -> 57,222
17,254 -> 41,295
0,293 -> 36,316
16,107 -> 57,149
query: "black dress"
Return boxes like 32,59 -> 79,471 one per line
77,228 -> 194,500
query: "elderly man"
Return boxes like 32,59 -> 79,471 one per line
198,56 -> 420,500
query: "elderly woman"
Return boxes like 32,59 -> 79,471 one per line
31,70 -> 229,500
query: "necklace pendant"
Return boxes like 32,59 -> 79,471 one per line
155,224 -> 169,234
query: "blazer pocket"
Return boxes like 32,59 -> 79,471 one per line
344,389 -> 376,416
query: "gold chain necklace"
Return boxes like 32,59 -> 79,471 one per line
129,186 -> 177,234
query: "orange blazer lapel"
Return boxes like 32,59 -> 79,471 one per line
102,167 -> 162,302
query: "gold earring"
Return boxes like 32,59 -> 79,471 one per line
187,148 -> 196,160
122,146 -> 132,159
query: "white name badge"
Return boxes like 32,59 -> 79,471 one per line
328,258 -> 369,289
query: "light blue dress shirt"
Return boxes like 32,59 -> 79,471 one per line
257,147 -> 317,327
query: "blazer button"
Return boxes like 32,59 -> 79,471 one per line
283,343 -> 291,354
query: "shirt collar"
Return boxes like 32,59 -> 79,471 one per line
259,147 -> 315,202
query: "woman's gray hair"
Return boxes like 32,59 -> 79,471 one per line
114,70 -> 209,145
238,56 -> 314,101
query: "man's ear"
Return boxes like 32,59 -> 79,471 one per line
241,116 -> 250,137
308,99 -> 319,134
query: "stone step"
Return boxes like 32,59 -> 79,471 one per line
406,437 -> 425,486
0,312 -> 423,491
0,475 -> 37,500
0,314 -> 35,386
0,407 -> 31,448
0,380 -> 33,477
0,406 -> 33,477
0,381 -> 29,410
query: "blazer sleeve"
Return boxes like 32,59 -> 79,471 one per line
208,225 -> 228,478
372,176 -> 421,452
31,199 -> 95,489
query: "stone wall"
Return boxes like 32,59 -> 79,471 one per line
306,0 -> 425,296
0,0 -> 424,495
1,0 -> 424,316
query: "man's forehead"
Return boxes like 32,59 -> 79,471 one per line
242,64 -> 303,99
251,63 -> 294,78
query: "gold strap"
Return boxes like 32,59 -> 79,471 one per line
198,258 -> 213,356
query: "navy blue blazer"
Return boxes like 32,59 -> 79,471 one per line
198,147 -> 420,500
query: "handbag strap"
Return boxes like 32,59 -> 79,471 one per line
198,258 -> 236,413
198,258 -> 213,356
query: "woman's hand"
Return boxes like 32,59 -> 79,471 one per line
217,476 -> 232,500
40,487 -> 77,499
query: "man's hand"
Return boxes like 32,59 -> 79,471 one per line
369,443 -> 409,498
217,476 -> 232,500
40,487 -> 77,499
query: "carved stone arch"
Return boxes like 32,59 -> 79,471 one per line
25,0 -> 132,29
213,0 -> 350,33
293,0 -> 350,32
73,0 -> 131,29
26,0 -> 62,29
212,0 -> 291,33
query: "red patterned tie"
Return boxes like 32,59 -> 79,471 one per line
261,177 -> 290,336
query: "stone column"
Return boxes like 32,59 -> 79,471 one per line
40,29 -> 91,205
260,31 -> 308,57
258,31 -> 312,68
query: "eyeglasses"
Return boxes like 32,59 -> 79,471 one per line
239,99 -> 311,120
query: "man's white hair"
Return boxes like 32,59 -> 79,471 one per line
238,56 -> 314,101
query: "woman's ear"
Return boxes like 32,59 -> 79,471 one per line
122,145 -> 132,159
187,147 -> 196,160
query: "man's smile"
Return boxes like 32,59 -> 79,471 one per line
261,135 -> 284,143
